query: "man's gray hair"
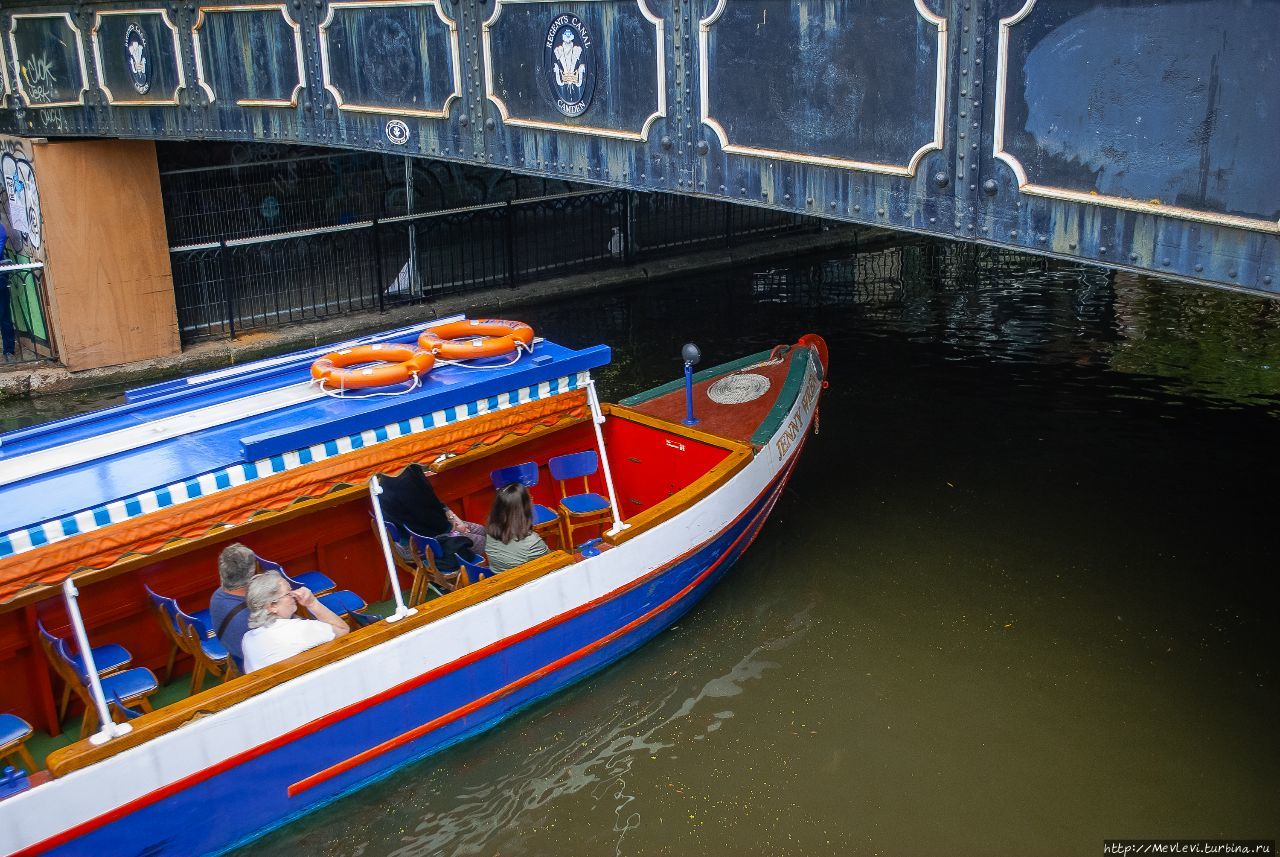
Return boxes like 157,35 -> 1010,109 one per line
246,572 -> 287,630
218,543 -> 258,590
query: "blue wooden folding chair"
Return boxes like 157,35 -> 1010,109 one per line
143,585 -> 186,682
407,528 -> 471,597
548,450 -> 613,549
54,638 -> 157,739
456,553 -> 496,588
172,605 -> 235,693
0,713 -> 36,773
36,619 -> 133,722
253,555 -> 336,596
373,518 -> 432,605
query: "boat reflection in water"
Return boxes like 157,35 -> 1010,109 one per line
0,316 -> 826,856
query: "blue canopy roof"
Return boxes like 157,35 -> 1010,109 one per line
0,321 -> 609,559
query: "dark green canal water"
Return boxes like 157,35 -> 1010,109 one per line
5,238 -> 1277,855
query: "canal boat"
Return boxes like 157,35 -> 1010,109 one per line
0,316 -> 828,855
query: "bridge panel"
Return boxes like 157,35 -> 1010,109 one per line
483,0 -> 664,141
9,13 -> 88,107
91,11 -> 185,107
994,0 -> 1280,232
320,1 -> 460,119
0,0 -> 1275,296
701,0 -> 944,175
193,6 -> 304,107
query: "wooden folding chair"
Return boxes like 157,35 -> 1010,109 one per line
549,451 -> 613,550
35,619 -> 132,723
0,713 -> 37,773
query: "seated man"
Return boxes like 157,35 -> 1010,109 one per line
208,543 -> 259,671
241,572 -> 350,672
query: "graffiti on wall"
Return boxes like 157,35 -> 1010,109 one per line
1,140 -> 43,254
19,50 -> 60,105
0,135 -> 49,358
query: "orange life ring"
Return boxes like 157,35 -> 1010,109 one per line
310,343 -> 435,389
417,319 -> 535,361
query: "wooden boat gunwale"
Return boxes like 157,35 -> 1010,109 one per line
44,407 -> 755,777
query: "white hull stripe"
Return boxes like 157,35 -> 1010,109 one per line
0,372 -> 591,562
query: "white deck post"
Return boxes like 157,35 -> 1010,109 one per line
586,379 -> 629,537
369,475 -> 416,622
61,578 -> 132,745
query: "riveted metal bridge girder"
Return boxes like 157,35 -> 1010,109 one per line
0,0 -> 1275,295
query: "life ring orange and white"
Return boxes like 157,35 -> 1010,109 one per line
310,343 -> 435,389
417,319 -> 534,361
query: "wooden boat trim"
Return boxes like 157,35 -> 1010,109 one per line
751,347 -> 818,446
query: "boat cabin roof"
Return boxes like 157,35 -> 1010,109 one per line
0,320 -> 609,558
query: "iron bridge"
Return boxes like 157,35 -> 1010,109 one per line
0,0 -> 1276,295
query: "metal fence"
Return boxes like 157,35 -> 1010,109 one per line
159,149 -> 581,246
171,189 -> 822,343
160,152 -> 394,245
1,260 -> 56,364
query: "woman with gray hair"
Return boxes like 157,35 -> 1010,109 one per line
241,572 -> 350,672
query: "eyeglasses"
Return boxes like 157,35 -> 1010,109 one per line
268,591 -> 296,606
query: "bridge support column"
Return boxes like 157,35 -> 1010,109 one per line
29,139 -> 179,371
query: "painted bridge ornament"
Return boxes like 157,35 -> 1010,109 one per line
385,118 -> 410,145
544,14 -> 594,117
124,22 -> 150,95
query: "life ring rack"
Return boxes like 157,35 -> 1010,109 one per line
310,343 -> 435,390
418,319 -> 535,361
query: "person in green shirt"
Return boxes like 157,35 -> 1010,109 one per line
484,482 -> 550,573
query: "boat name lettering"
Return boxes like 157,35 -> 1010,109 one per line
775,365 -> 821,460
775,412 -> 803,461
799,364 -> 820,413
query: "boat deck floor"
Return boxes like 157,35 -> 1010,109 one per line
626,349 -> 794,446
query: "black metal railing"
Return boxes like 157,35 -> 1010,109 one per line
158,148 -> 583,246
160,151 -> 397,245
170,189 -> 823,343
1,259 -> 56,364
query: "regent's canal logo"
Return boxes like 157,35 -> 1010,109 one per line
125,23 -> 151,95
544,14 -> 595,118
385,119 -> 410,145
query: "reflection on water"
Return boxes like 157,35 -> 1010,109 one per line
3,236 -> 1277,856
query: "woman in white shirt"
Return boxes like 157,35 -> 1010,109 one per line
241,572 -> 350,672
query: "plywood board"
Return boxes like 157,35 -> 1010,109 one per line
35,139 -> 179,371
